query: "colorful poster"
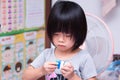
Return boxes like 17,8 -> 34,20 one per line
24,31 -> 37,67
0,0 -> 24,33
14,33 -> 25,79
0,36 -> 15,80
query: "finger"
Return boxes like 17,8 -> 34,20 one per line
61,67 -> 70,72
47,66 -> 57,70
62,66 -> 71,70
61,69 -> 67,74
49,62 -> 58,65
44,62 -> 57,68
64,62 -> 72,67
46,68 -> 56,74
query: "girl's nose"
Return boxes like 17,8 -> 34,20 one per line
58,34 -> 64,42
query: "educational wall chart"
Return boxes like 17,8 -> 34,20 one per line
0,36 -> 15,80
0,0 -> 24,33
25,0 -> 45,29
0,34 -> 25,80
14,33 -> 25,80
0,0 -> 46,79
24,31 -> 37,67
0,0 -> 45,36
0,30 -> 45,79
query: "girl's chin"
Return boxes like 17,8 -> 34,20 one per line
57,48 -> 66,51
57,48 -> 71,52
56,45 -> 65,48
56,47 -> 66,50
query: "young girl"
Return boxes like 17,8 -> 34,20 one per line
22,1 -> 97,80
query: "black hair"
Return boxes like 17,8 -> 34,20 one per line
27,58 -> 33,64
5,46 -> 10,50
15,62 -> 22,73
3,64 -> 11,71
47,1 -> 87,51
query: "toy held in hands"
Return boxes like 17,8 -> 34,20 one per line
56,60 -> 70,69
56,60 -> 64,69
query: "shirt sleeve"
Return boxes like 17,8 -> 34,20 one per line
81,53 -> 97,79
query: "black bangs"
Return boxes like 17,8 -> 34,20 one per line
55,18 -> 73,34
47,1 -> 81,36
47,7 -> 76,39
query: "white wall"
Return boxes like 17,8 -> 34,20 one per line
52,0 -> 120,54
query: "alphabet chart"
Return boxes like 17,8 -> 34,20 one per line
0,0 -> 24,33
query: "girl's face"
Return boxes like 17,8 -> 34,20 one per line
53,32 -> 75,52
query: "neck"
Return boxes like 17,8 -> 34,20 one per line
54,48 -> 80,60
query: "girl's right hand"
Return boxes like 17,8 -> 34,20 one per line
43,62 -> 57,74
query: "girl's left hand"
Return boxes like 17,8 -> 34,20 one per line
61,62 -> 75,79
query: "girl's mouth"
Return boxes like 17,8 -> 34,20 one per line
58,45 -> 65,47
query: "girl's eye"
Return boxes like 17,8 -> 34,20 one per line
65,34 -> 71,37
53,33 -> 59,36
